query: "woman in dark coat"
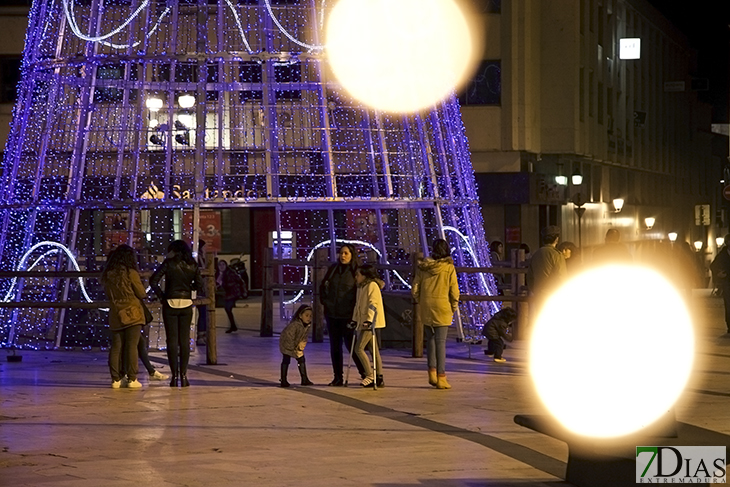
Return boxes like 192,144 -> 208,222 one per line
319,244 -> 365,386
150,240 -> 203,387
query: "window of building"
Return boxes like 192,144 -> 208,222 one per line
274,62 -> 301,101
94,63 -> 138,104
588,70 -> 594,117
458,60 -> 501,106
579,67 -> 585,122
0,57 -> 21,104
598,82 -> 604,124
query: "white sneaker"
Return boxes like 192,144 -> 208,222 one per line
360,376 -> 374,387
127,379 -> 143,389
111,380 -> 122,389
150,370 -> 169,381
493,357 -> 507,363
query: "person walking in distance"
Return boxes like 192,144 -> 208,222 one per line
320,244 -> 366,386
101,244 -> 147,389
150,240 -> 203,388
216,259 -> 246,333
592,228 -> 632,264
352,264 -> 386,388
412,238 -> 460,389
526,226 -> 567,316
711,234 -> 730,334
279,304 -> 315,387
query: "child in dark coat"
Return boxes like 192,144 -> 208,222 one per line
483,307 -> 517,363
279,304 -> 314,387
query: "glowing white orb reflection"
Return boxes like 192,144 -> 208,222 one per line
529,265 -> 694,438
325,0 -> 480,113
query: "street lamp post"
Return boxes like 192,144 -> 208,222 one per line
573,193 -> 586,249
571,171 -> 585,249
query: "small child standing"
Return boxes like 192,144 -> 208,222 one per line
352,265 -> 386,388
279,304 -> 315,387
484,307 -> 517,363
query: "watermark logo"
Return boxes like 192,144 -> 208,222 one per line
637,446 -> 726,483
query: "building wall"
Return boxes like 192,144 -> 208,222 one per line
463,0 -> 725,252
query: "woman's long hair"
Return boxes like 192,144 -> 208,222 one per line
168,240 -> 196,265
431,239 -> 451,260
101,244 -> 138,282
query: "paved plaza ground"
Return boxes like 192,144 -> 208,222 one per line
2,292 -> 730,486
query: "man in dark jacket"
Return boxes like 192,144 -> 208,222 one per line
711,234 -> 730,334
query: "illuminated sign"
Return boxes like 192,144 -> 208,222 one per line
619,38 -> 641,59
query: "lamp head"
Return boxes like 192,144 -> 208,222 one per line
668,232 -> 678,242
613,198 -> 625,212
571,172 -> 583,186
644,217 -> 655,230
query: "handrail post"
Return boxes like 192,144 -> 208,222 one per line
513,249 -> 528,340
260,247 -> 274,337
411,252 -> 423,358
205,251 -> 217,365
312,248 -> 327,343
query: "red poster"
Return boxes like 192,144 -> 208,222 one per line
102,212 -> 142,253
183,210 -> 222,252
505,227 -> 521,244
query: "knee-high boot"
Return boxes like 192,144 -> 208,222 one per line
280,362 -> 290,388
298,358 -> 314,386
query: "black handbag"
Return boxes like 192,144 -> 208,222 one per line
140,300 -> 154,325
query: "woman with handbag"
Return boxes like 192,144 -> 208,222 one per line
101,244 -> 147,389
150,240 -> 203,387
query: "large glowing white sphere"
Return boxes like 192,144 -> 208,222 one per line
530,265 -> 694,438
325,0 -> 479,113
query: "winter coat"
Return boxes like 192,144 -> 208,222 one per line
279,317 -> 311,358
102,267 -> 147,331
526,245 -> 566,297
352,279 -> 386,331
320,263 -> 358,319
411,257 -> 460,327
484,310 -> 514,342
711,246 -> 730,286
216,267 -> 246,300
150,258 -> 203,301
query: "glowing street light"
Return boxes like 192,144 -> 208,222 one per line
178,94 -> 195,108
694,240 -> 703,252
668,232 -> 678,242
145,96 -> 163,112
644,217 -> 655,230
612,198 -> 624,212
530,265 -> 694,438
325,0 -> 482,113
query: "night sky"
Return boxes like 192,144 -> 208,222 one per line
648,0 -> 730,122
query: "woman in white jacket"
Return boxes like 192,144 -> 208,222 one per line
352,264 -> 386,387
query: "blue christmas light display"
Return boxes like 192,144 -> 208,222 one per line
0,0 -> 497,350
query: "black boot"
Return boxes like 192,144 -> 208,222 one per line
180,375 -> 190,387
170,374 -> 179,387
376,375 -> 384,388
280,363 -> 290,388
298,358 -> 314,386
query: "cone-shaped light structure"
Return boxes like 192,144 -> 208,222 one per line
0,0 -> 497,349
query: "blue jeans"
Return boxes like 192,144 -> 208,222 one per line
425,325 -> 448,375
